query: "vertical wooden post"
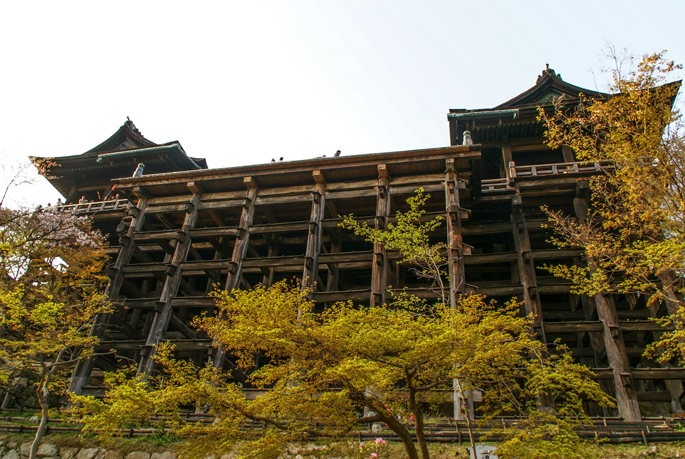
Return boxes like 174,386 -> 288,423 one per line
501,145 -> 514,181
561,145 -> 575,162
302,171 -> 326,297
371,165 -> 391,307
262,236 -> 280,288
645,290 -> 685,414
448,117 -> 459,146
574,181 -> 641,421
446,158 -> 471,420
594,289 -> 641,421
212,177 -> 259,370
138,186 -> 201,376
69,190 -> 148,395
445,158 -> 465,308
511,195 -> 545,341
511,193 -> 555,412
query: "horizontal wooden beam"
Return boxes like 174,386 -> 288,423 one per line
590,368 -> 685,380
314,290 -> 372,302
189,227 -> 240,238
134,230 -> 179,241
96,339 -> 212,352
545,321 -> 673,334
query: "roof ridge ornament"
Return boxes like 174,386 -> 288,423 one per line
536,64 -> 562,84
125,116 -> 144,137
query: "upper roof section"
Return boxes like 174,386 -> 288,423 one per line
493,64 -> 607,109
447,65 -> 611,146
81,118 -> 159,155
31,119 -> 208,200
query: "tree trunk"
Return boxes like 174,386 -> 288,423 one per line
408,388 -> 430,459
455,379 -> 475,453
381,412 -> 420,459
29,369 -> 50,459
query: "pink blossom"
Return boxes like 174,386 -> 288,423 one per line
359,442 -> 364,449
370,453 -> 378,459
375,438 -> 387,446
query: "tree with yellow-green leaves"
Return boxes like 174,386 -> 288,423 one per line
539,50 -> 685,365
0,203 -> 111,459
70,191 -> 611,459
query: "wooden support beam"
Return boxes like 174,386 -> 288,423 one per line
212,178 -> 260,370
643,280 -> 685,414
591,367 -> 685,380
262,238 -> 280,288
574,187 -> 641,421
502,145 -> 514,181
511,195 -> 545,340
326,239 -> 342,293
371,165 -> 391,307
561,145 -> 575,162
106,314 -> 145,340
510,193 -> 555,412
445,158 -> 465,307
69,197 -> 149,396
138,191 -> 201,376
544,321 -> 672,334
169,313 -> 198,339
302,171 -> 326,297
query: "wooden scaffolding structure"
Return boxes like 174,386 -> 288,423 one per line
34,67 -> 685,421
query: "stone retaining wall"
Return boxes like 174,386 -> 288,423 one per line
0,439 -> 180,459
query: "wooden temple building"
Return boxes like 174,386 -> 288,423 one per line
32,66 -> 685,421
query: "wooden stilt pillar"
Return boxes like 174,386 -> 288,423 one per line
212,177 -> 259,370
511,195 -> 545,342
302,171 -> 326,297
574,180 -> 641,421
595,291 -> 642,421
640,288 -> 685,414
446,158 -> 471,420
511,192 -> 555,412
138,186 -> 201,376
576,290 -> 614,416
68,190 -> 148,395
371,164 -> 390,307
445,158 -> 465,307
262,236 -> 279,288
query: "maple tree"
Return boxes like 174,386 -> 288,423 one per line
0,203 -> 110,459
71,191 -> 611,459
540,50 -> 685,364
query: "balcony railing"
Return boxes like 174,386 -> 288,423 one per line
511,160 -> 615,178
59,199 -> 130,214
481,160 -> 616,193
481,178 -> 511,193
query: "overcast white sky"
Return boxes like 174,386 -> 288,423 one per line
1,0 -> 683,206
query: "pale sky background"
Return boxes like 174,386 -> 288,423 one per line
1,0 -> 683,206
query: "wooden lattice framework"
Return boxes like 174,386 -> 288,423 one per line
34,67 -> 685,421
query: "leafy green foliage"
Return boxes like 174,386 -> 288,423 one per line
540,50 -> 685,364
73,192 -> 611,459
341,189 -> 449,302
0,205 -> 110,459
541,51 -> 683,296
